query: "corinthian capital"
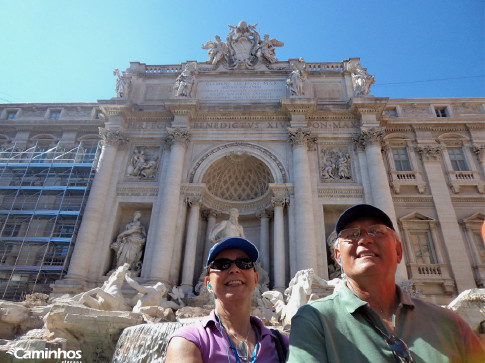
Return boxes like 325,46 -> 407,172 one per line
358,127 -> 385,149
99,127 -> 128,146
166,127 -> 191,147
271,196 -> 288,208
417,145 -> 442,161
288,128 -> 317,149
186,195 -> 202,207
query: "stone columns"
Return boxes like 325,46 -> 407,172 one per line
180,196 -> 201,293
147,127 -> 190,282
203,210 -> 219,262
256,209 -> 272,271
272,197 -> 287,290
417,145 -> 476,292
354,141 -> 373,204
356,128 -> 395,215
65,127 -> 127,283
354,127 -> 407,281
288,128 -> 317,272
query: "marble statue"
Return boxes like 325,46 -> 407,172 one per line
282,268 -> 314,326
286,58 -> 307,96
79,263 -> 131,311
111,211 -> 146,274
124,274 -> 178,313
202,35 -> 228,65
173,62 -> 197,97
347,61 -> 375,96
255,34 -> 284,64
208,208 -> 245,244
113,68 -> 129,98
168,286 -> 185,307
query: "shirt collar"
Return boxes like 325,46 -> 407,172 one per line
203,309 -> 274,338
340,281 -> 415,314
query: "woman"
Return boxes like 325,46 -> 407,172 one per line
166,236 -> 288,362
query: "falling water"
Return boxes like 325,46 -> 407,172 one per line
111,320 -> 197,363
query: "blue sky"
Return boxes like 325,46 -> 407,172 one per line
0,0 -> 483,103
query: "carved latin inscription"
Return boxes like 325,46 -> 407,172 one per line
197,81 -> 286,100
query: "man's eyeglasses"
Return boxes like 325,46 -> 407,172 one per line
386,336 -> 414,362
338,224 -> 391,242
208,258 -> 255,271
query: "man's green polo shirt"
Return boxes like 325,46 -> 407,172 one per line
288,283 -> 483,362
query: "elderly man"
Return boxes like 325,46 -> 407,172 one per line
288,204 -> 484,362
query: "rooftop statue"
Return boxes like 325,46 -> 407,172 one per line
286,58 -> 307,96
173,62 -> 197,97
113,68 -> 130,98
347,60 -> 375,96
202,35 -> 228,65
255,34 -> 284,64
201,20 -> 284,69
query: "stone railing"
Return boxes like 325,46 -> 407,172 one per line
409,263 -> 452,280
306,62 -> 345,72
145,65 -> 183,74
447,170 -> 484,193
389,170 -> 426,194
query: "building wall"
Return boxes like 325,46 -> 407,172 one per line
1,69 -> 484,305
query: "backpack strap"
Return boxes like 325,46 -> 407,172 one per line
270,328 -> 288,363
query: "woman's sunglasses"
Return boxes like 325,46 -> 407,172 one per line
208,258 -> 255,271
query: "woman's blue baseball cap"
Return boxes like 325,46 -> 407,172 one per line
206,237 -> 259,267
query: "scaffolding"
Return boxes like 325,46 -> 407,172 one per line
0,141 -> 100,301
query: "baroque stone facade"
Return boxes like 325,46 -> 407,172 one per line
0,21 -> 484,305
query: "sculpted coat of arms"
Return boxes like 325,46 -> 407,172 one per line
202,20 -> 284,69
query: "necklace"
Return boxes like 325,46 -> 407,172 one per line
228,324 -> 251,361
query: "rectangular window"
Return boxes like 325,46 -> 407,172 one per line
448,147 -> 468,171
49,110 -> 61,120
410,231 -> 437,264
473,232 -> 485,264
6,111 -> 17,120
392,148 -> 411,171
435,107 -> 447,117
389,108 -> 398,118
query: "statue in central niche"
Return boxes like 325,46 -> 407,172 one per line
208,208 -> 245,244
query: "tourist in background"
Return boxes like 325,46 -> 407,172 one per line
166,236 -> 288,363
288,204 -> 484,362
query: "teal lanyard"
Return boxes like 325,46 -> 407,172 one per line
226,326 -> 259,363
